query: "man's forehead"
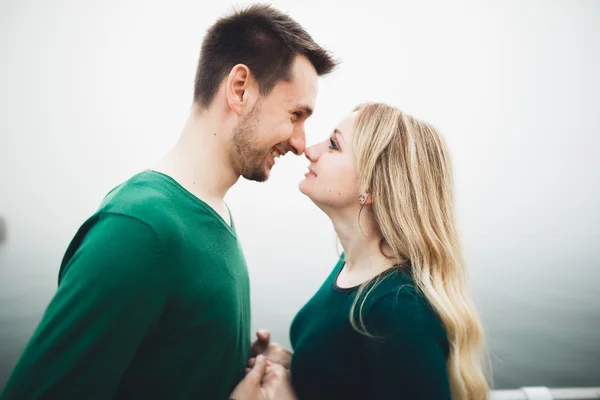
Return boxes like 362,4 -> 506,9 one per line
286,77 -> 317,109
270,79 -> 315,111
289,56 -> 318,100
266,56 -> 318,109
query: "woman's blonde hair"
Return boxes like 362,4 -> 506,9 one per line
349,103 -> 489,399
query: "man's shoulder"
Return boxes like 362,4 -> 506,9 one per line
96,171 -> 185,241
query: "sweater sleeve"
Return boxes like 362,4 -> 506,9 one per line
1,213 -> 168,400
361,290 -> 451,400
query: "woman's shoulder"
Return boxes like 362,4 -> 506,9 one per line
364,266 -> 419,310
363,268 -> 448,342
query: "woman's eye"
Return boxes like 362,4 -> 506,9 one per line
329,138 -> 338,150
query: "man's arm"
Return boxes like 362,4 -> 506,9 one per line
1,213 -> 168,399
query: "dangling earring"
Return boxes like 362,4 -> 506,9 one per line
358,194 -> 366,204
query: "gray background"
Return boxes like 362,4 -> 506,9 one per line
1,0 -> 599,390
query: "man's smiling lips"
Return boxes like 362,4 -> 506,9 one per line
267,146 -> 286,167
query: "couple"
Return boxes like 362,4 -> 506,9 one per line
1,4 -> 488,400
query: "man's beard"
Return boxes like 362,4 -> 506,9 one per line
232,101 -> 271,182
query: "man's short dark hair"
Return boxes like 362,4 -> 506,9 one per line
194,4 -> 338,108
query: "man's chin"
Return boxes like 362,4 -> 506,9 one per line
242,166 -> 270,182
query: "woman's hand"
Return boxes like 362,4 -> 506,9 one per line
229,355 -> 268,400
261,363 -> 297,400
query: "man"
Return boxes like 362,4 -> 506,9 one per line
1,4 -> 336,399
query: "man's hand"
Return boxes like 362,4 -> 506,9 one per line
229,355 -> 268,400
261,363 -> 297,400
250,329 -> 271,358
249,329 -> 292,369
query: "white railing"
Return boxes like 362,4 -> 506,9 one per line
490,387 -> 600,400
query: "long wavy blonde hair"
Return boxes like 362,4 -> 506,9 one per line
349,103 -> 489,399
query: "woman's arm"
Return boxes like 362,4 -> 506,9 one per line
362,292 -> 452,400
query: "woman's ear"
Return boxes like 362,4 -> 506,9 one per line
358,192 -> 373,205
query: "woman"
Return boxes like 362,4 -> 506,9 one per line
253,103 -> 489,399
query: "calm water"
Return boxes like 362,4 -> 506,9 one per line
1,242 -> 599,391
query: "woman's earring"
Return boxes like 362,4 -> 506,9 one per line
358,194 -> 366,204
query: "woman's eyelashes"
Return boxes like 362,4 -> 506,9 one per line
329,137 -> 339,150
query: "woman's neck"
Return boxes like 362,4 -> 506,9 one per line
329,207 -> 395,275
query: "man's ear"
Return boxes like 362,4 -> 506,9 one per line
226,64 -> 254,117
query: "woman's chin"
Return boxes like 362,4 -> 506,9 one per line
300,179 -> 321,200
298,179 -> 311,197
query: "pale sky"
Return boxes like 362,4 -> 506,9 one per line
1,0 -> 599,387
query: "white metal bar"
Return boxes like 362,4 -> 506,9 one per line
489,387 -> 600,400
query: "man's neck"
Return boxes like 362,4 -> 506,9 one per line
152,108 -> 239,202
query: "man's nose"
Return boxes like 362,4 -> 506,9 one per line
288,128 -> 306,156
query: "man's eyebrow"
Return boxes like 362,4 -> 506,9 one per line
296,104 -> 313,117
